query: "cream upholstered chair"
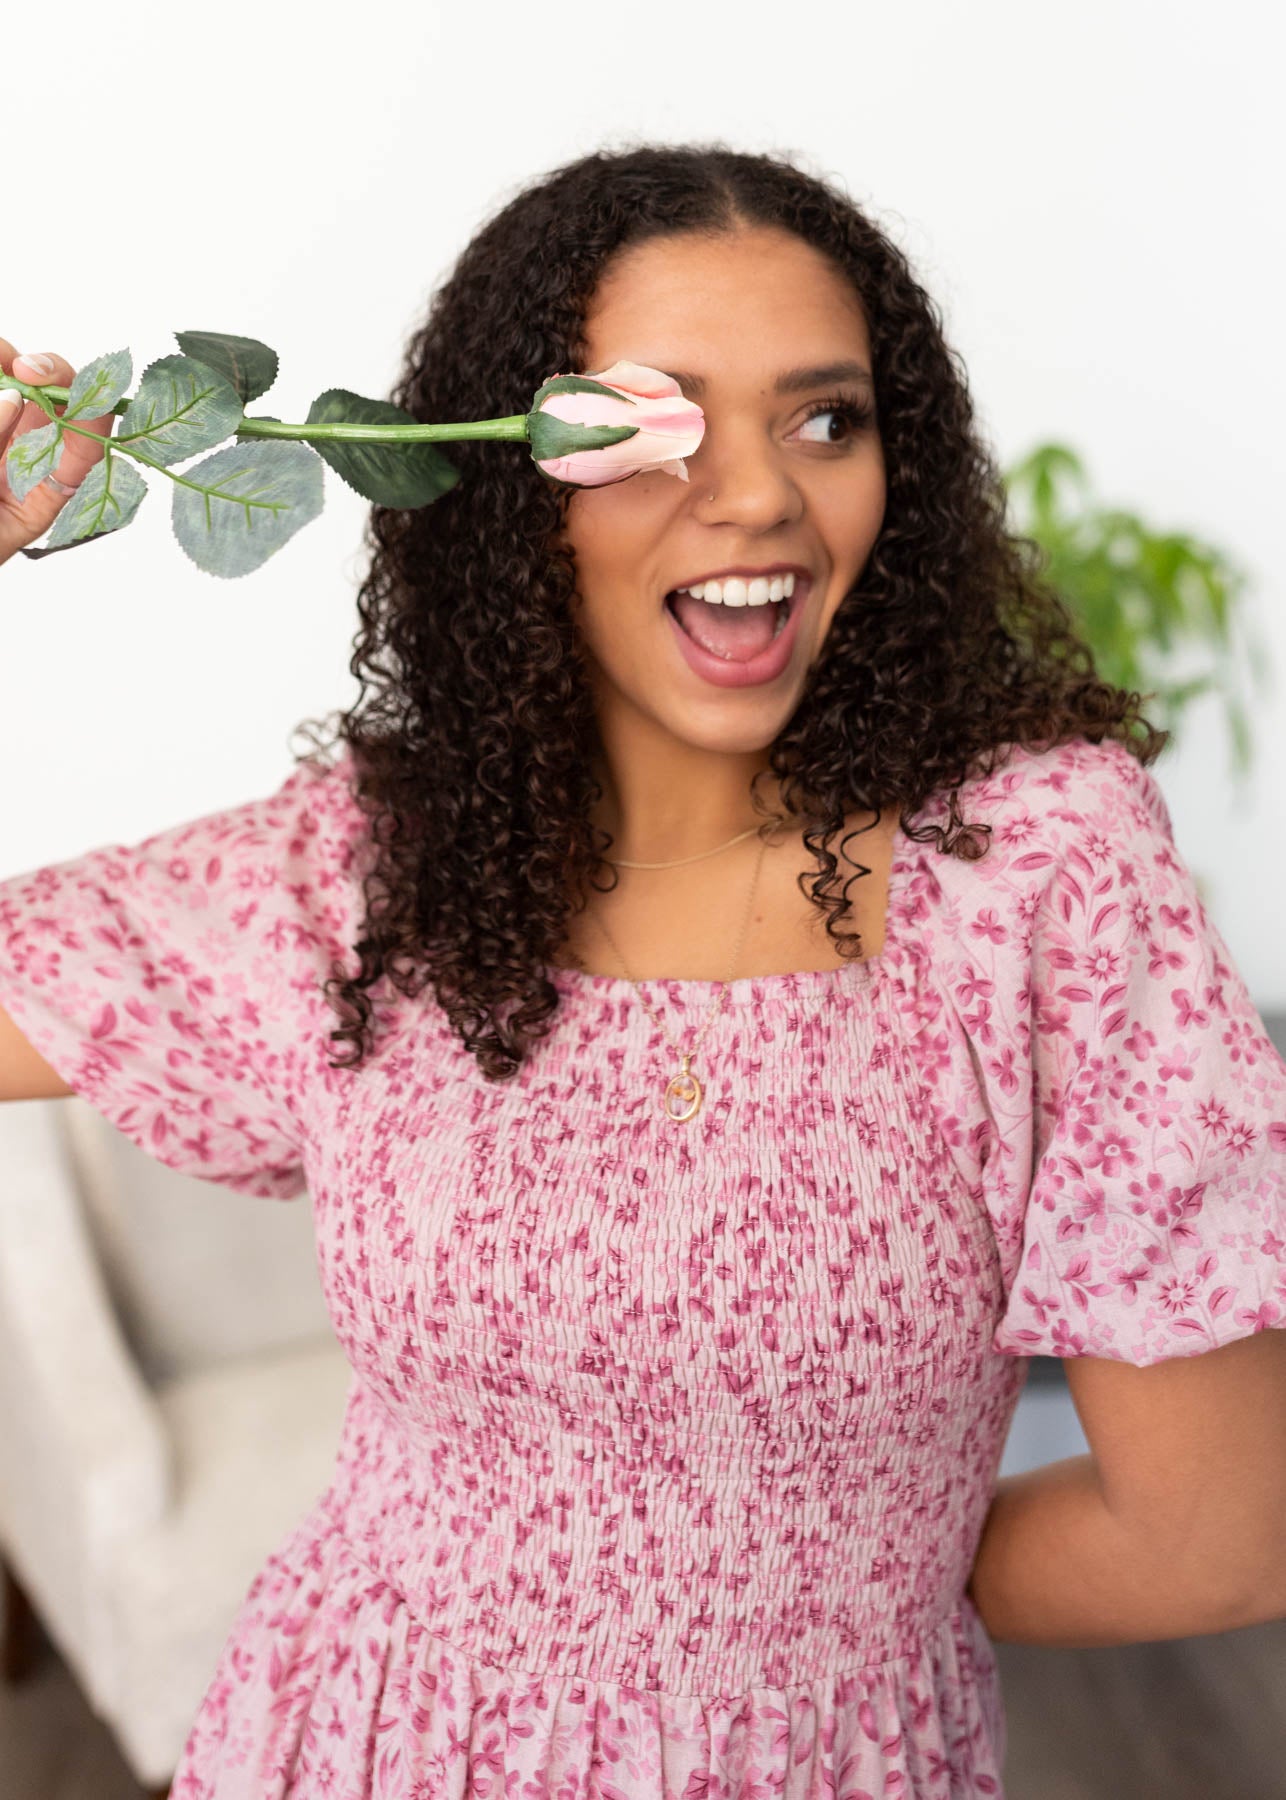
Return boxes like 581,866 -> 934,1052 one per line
0,1094 -> 352,1797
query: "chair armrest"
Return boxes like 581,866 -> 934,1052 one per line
0,1100 -> 171,1612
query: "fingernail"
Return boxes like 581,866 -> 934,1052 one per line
0,388 -> 23,411
16,353 -> 56,378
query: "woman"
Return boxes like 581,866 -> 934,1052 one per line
1,142 -> 1283,1799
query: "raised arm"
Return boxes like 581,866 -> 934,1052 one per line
0,340 -> 117,562
1,340 -> 118,1100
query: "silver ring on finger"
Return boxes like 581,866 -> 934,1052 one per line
43,472 -> 81,497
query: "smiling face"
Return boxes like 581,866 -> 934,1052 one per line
557,223 -> 886,768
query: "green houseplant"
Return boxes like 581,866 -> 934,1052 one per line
1002,443 -> 1269,780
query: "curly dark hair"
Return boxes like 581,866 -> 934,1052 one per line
290,139 -> 1168,1082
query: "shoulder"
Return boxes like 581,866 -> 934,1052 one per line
915,734 -> 1171,892
137,743 -> 368,903
177,742 -> 362,853
889,735 -> 1176,974
958,732 -> 1165,845
17,745 -> 374,986
224,745 -> 372,954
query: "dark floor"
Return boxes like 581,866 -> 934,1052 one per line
2,1585 -> 1284,1799
994,1618 -> 1286,1799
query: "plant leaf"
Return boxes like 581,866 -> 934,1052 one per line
530,373 -> 639,409
62,349 -> 133,420
117,355 -> 244,466
304,389 -> 460,507
5,421 -> 62,501
170,440 -> 324,577
527,412 -> 639,465
20,536 -> 118,560
174,330 -> 279,404
42,455 -> 148,548
1227,697 -> 1252,775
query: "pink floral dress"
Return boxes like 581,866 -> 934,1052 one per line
1,734 -> 1282,1800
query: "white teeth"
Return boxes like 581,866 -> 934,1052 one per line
675,571 -> 798,606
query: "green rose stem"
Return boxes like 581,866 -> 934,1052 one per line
0,379 -> 533,445
0,355 -> 640,575
237,414 -> 531,443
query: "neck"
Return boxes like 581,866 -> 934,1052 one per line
588,736 -> 787,865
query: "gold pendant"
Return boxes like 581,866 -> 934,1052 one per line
663,1053 -> 702,1123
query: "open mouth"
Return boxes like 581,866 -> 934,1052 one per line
663,578 -> 805,661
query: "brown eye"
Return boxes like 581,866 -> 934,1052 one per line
796,395 -> 875,446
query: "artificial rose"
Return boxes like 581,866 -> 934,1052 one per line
527,359 -> 705,488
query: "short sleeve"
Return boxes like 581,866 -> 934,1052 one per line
991,741 -> 1286,1364
0,749 -> 361,1199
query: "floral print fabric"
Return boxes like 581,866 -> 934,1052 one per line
883,735 -> 1286,1364
0,733 -> 1281,1798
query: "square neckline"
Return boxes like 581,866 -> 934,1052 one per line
546,815 -> 919,1008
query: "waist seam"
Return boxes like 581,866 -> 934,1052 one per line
311,1489 -> 970,1701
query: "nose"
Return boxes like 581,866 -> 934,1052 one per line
687,421 -> 804,531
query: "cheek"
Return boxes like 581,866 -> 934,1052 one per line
818,479 -> 885,585
564,486 -> 674,616
564,506 -> 636,600
829,459 -> 884,530
570,585 -> 650,679
568,478 -> 664,542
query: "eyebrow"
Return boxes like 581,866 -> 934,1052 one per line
660,360 -> 874,399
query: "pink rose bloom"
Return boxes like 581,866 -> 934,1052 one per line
530,360 -> 705,487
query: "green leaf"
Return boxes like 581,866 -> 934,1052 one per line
304,389 -> 460,507
1003,442 -> 1087,535
5,422 -> 62,501
41,454 -> 148,548
174,330 -> 279,404
62,349 -> 132,420
1227,698 -> 1252,775
117,355 -> 244,466
530,373 -> 640,409
1162,674 -> 1217,708
170,440 -> 324,577
20,535 -> 116,560
527,411 -> 639,467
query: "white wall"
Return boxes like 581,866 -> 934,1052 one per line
5,0 -> 1282,1006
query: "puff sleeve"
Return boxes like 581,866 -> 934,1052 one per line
979,740 -> 1286,1364
0,749 -> 360,1199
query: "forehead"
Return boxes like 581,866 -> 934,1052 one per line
580,226 -> 871,377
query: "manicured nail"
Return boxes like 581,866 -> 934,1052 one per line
16,353 -> 56,378
0,388 -> 23,411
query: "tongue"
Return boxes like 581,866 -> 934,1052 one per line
671,592 -> 779,662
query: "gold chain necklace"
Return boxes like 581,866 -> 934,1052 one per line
588,826 -> 772,1123
610,823 -> 765,869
